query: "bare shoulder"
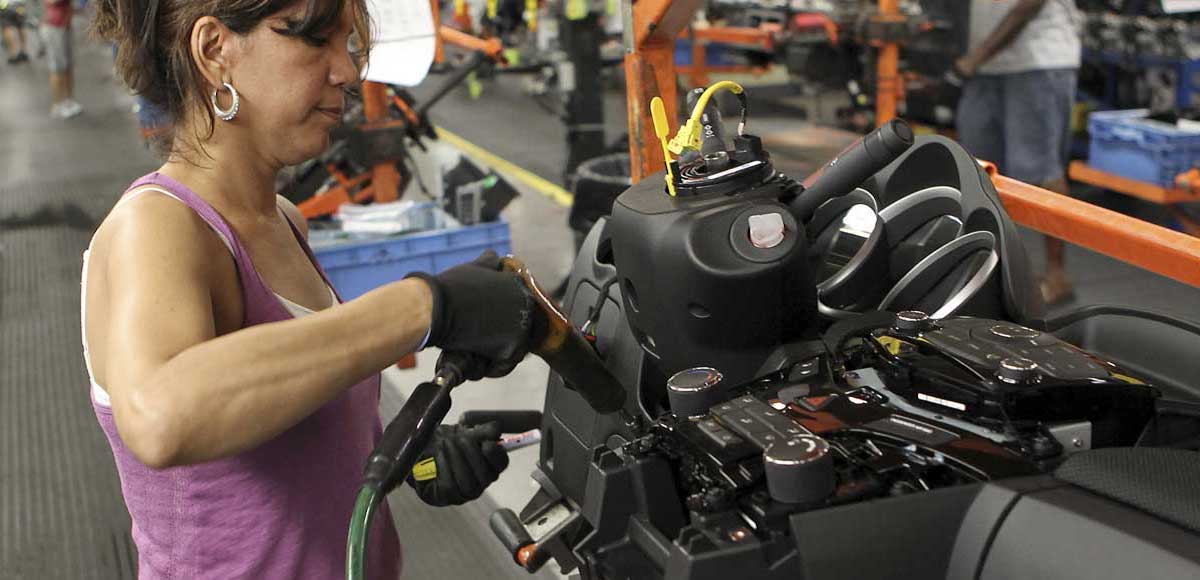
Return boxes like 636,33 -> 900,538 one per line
98,188 -> 228,259
91,188 -> 233,291
276,194 -> 308,240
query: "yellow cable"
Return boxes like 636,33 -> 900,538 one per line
667,80 -> 745,156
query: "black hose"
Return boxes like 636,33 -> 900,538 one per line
1040,305 -> 1200,337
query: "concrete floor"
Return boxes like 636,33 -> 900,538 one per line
3,16 -> 1200,580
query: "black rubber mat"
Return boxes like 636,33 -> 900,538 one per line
0,176 -> 139,580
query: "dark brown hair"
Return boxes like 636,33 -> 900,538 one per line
93,0 -> 371,155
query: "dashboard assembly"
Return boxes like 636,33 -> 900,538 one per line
490,115 -> 1200,579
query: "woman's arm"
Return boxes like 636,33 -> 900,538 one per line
97,197 -> 431,468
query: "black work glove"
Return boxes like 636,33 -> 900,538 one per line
407,251 -> 536,378
407,422 -> 510,507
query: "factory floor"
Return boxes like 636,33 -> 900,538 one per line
2,23 -> 1199,580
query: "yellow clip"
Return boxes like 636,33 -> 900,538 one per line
412,457 -> 437,482
651,97 -> 678,197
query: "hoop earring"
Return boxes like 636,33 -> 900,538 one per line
211,82 -> 240,122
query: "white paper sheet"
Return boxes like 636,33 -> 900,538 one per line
363,0 -> 437,86
1163,0 -> 1200,13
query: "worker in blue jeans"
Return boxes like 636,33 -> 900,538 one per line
956,0 -> 1081,305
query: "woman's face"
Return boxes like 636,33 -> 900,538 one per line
223,3 -> 358,167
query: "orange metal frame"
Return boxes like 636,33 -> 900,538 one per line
873,0 -> 902,125
626,0 -> 1200,289
678,26 -> 775,87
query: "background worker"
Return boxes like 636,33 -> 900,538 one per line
86,0 -> 535,577
43,0 -> 79,117
955,0 -> 1081,304
1,0 -> 29,64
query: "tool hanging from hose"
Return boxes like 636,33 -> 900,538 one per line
346,256 -> 631,580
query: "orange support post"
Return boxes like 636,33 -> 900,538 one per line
625,0 -> 705,181
432,0 -> 445,64
361,81 -> 402,203
874,0 -> 901,126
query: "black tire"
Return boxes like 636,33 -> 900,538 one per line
569,152 -> 632,234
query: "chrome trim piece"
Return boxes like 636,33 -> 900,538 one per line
931,249 -> 1000,319
817,209 -> 884,293
879,230 -> 997,312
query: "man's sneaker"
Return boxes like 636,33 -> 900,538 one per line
8,52 -> 29,64
59,100 -> 83,119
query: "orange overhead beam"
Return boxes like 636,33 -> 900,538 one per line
992,174 -> 1200,288
685,26 -> 775,50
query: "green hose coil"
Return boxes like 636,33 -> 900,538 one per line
346,485 -> 380,580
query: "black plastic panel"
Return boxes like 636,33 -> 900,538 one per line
790,484 -> 982,580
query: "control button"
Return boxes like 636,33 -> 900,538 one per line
712,402 -> 739,414
748,213 -> 786,249
989,324 -> 1040,340
700,427 -> 744,449
695,418 -> 744,448
894,310 -> 932,333
761,412 -> 808,435
723,411 -> 772,434
763,436 -> 835,504
997,357 -> 1041,385
667,367 -> 723,417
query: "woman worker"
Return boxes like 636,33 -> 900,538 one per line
84,1 -> 533,577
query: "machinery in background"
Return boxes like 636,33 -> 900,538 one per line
1076,3 -> 1200,111
703,0 -> 968,129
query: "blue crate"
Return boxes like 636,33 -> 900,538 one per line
1087,109 -> 1200,188
675,40 -> 739,66
313,221 -> 512,300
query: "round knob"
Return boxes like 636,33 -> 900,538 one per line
989,324 -> 1040,340
894,310 -> 932,333
997,357 -> 1041,385
667,367 -> 723,417
763,435 -> 835,504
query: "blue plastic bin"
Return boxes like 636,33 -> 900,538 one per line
1087,109 -> 1200,187
675,40 -> 739,66
313,221 -> 512,300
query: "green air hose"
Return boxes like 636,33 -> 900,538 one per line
347,485 -> 381,580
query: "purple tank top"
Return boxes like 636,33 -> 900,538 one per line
91,173 -> 402,579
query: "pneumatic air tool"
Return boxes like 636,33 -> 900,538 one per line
346,256 -> 629,580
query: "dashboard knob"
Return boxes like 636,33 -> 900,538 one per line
894,310 -> 932,333
997,357 -> 1041,385
763,435 -> 835,504
667,367 -> 724,417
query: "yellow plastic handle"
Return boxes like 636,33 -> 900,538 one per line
651,97 -> 671,140
650,97 -> 679,197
